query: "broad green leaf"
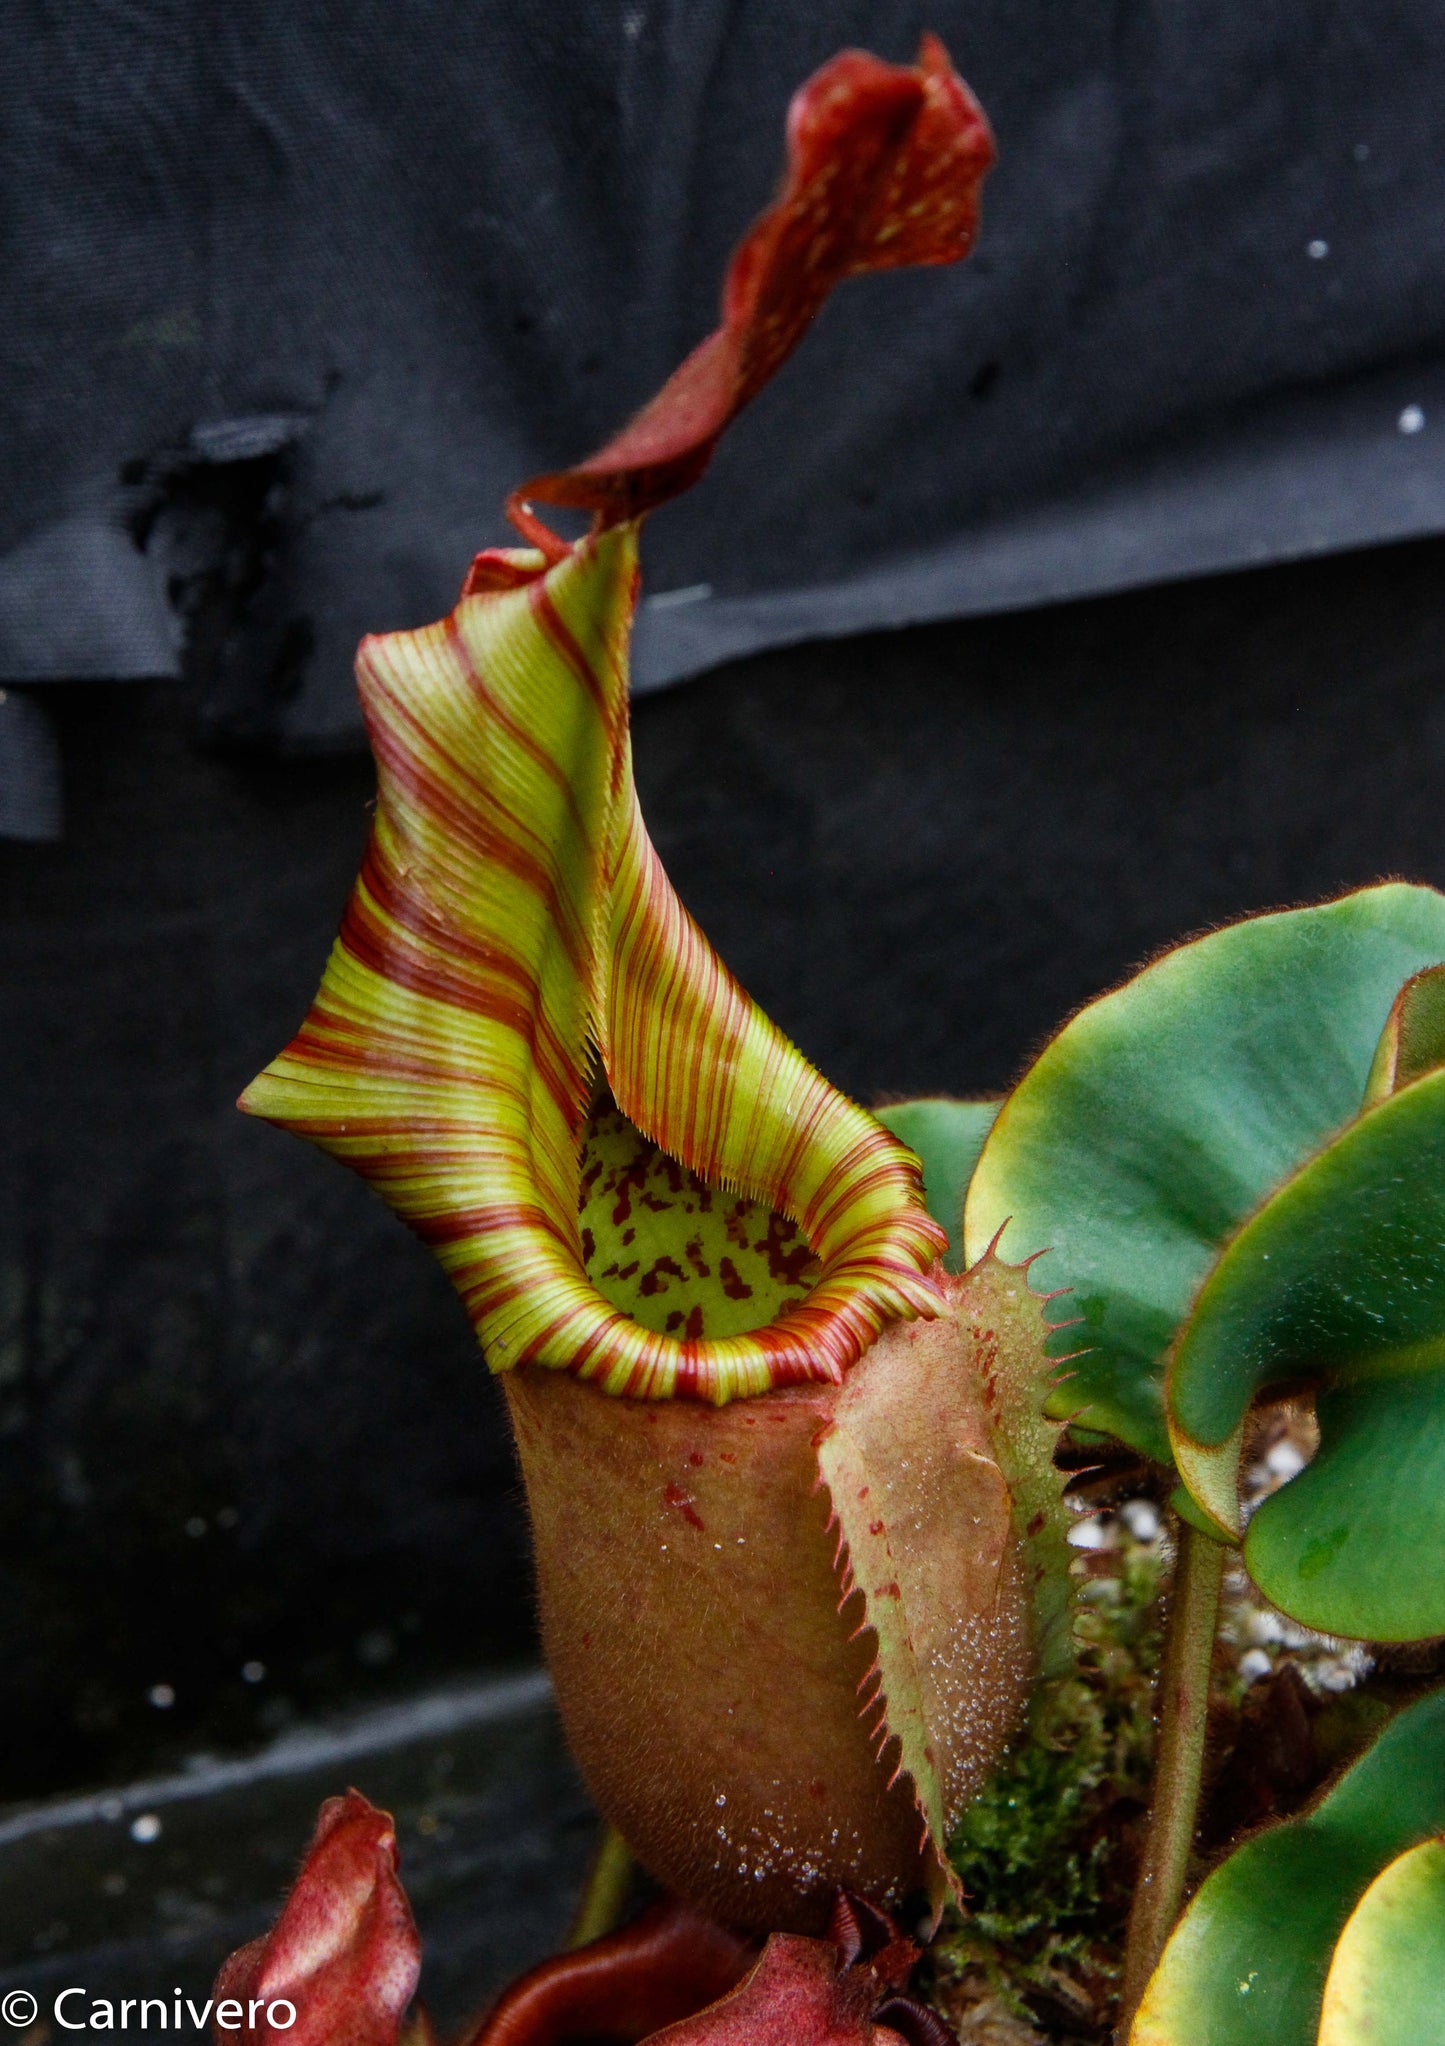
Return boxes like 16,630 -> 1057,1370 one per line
875,1099 -> 999,1271
963,885 -> 1445,1463
1317,1836 -> 1445,2045
1131,1686 -> 1445,2046
1168,1069 -> 1445,1634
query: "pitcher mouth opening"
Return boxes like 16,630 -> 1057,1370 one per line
580,1093 -> 823,1343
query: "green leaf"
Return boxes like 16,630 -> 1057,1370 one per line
1362,961 -> 1445,1106
1130,1686 -> 1445,2046
876,1098 -> 999,1272
1317,1836 -> 1445,2045
963,885 -> 1445,1464
1168,1070 -> 1445,1635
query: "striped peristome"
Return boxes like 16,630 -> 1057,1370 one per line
242,523 -> 945,1401
243,30 -> 996,1402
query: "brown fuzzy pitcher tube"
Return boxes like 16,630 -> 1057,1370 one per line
506,1271 -> 1048,1932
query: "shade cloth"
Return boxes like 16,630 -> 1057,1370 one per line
4,0 -> 1444,776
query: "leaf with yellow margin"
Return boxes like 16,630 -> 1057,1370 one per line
1131,1686 -> 1445,2046
1317,1835 -> 1445,2046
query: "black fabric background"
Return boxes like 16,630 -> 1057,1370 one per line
5,0 -> 1445,760
3,3 -> 1445,1794
7,534 -> 1445,1795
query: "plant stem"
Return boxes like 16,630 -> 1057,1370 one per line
1118,1517 -> 1227,2033
567,1821 -> 634,1949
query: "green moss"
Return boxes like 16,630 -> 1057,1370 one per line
931,1524 -> 1165,2028
929,1512 -> 1414,2037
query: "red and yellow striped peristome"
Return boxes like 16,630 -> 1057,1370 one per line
241,524 -> 946,1400
242,36 -> 996,1404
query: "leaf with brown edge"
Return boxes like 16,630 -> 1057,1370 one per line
964,882 -> 1445,1465
816,1257 -> 1060,1911
212,1790 -> 420,2046
507,35 -> 994,544
1362,961 -> 1445,1105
